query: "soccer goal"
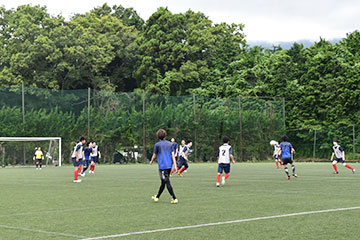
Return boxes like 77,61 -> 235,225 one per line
0,137 -> 62,167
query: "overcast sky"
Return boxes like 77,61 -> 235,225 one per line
1,0 -> 359,42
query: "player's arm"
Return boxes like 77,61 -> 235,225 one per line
230,154 -> 235,164
149,153 -> 156,165
291,148 -> 296,154
41,151 -> 44,160
343,151 -> 345,161
330,152 -> 334,161
172,151 -> 177,172
75,151 -> 79,162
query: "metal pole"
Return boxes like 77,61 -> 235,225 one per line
142,90 -> 146,162
313,128 -> 317,159
193,94 -> 197,162
88,87 -> 90,140
22,83 -> 26,165
238,96 -> 243,161
353,125 -> 356,160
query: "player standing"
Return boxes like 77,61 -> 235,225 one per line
34,147 -> 44,170
150,129 -> 178,204
80,142 -> 92,177
278,135 -> 297,180
216,136 -> 236,187
72,137 -> 86,183
331,139 -> 355,174
89,141 -> 100,173
170,138 -> 178,160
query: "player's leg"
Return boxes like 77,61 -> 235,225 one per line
274,156 -> 279,168
81,160 -> 88,176
222,164 -> 230,185
283,159 -> 290,179
179,161 -> 188,174
216,164 -> 223,187
332,160 -> 339,174
154,170 -> 166,200
342,160 -> 355,173
291,162 -> 298,177
72,158 -> 81,183
39,160 -> 42,170
163,169 -> 177,203
78,159 -> 82,174
35,160 -> 39,170
177,160 -> 185,176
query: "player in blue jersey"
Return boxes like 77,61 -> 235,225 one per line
150,129 -> 178,204
72,137 -> 86,183
278,135 -> 297,180
170,138 -> 178,159
80,142 -> 92,177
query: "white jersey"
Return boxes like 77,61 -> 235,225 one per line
333,145 -> 344,159
178,145 -> 185,156
90,146 -> 99,157
273,145 -> 280,155
71,142 -> 83,159
218,143 -> 233,164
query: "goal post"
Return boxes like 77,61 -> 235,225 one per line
0,137 -> 62,167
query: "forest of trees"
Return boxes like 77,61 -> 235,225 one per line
1,4 -> 360,162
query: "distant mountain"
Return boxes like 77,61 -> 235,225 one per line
247,38 -> 342,49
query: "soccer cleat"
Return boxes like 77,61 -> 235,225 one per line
177,172 -> 183,177
39,168 -> 42,170
36,168 -> 38,170
287,176 -> 290,180
333,172 -> 339,174
152,195 -> 159,203
80,173 -> 85,177
73,179 -> 82,183
171,198 -> 178,204
216,182 -> 220,187
352,169 -> 356,174
293,173 -> 298,178
221,176 -> 226,185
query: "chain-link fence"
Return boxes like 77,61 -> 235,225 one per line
0,85 -> 286,164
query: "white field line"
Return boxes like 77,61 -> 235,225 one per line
0,224 -> 86,238
80,206 -> 360,240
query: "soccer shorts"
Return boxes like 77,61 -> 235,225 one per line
282,158 -> 293,165
83,159 -> 90,167
274,155 -> 280,160
334,157 -> 346,164
178,157 -> 188,169
72,157 -> 82,167
158,169 -> 171,182
91,156 -> 99,163
218,163 -> 230,174
35,159 -> 42,163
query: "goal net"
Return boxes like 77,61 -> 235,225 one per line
0,137 -> 62,167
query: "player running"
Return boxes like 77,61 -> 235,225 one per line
150,129 -> 178,204
80,142 -> 92,177
89,141 -> 100,174
171,140 -> 192,177
34,147 -> 44,170
273,141 -> 282,169
72,137 -> 86,183
331,139 -> 355,174
216,136 -> 236,187
278,135 -> 297,180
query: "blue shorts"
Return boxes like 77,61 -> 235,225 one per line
178,157 -> 188,169
72,158 -> 83,167
335,158 -> 346,164
218,163 -> 230,174
91,156 -> 99,163
83,159 -> 90,167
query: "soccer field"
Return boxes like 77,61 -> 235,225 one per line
0,163 -> 360,240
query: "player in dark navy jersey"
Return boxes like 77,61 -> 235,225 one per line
80,142 -> 92,177
278,135 -> 297,180
150,129 -> 178,204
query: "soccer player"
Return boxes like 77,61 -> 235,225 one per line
273,141 -> 282,169
34,147 -> 44,170
171,140 -> 192,176
278,135 -> 297,180
170,138 -> 178,160
72,137 -> 86,183
216,136 -> 236,187
89,141 -> 100,174
80,142 -> 92,177
331,139 -> 355,174
150,129 -> 178,204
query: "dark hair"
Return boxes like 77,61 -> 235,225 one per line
223,136 -> 230,143
87,142 -> 91,147
282,135 -> 288,142
170,137 -> 175,141
187,140 -> 192,144
333,139 -> 339,143
156,129 -> 167,140
79,136 -> 86,141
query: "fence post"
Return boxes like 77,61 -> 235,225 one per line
238,96 -> 243,161
353,125 -> 356,160
142,90 -> 147,162
193,93 -> 197,162
87,87 -> 91,140
313,128 -> 317,159
22,83 -> 26,165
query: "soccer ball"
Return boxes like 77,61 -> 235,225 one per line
270,140 -> 277,146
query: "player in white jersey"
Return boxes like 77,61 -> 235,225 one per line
331,139 -> 355,174
72,137 -> 86,183
89,141 -> 101,173
216,136 -> 235,187
273,141 -> 282,168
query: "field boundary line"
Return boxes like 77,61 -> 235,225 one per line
0,224 -> 86,238
80,206 -> 360,240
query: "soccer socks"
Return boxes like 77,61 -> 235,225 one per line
224,173 -> 230,179
345,164 -> 354,170
91,165 -> 95,172
276,161 -> 279,168
333,164 -> 338,173
284,168 -> 290,176
216,173 -> 221,183
179,167 -> 187,174
291,165 -> 296,174
78,165 -> 82,174
74,169 -> 79,180
82,165 -> 88,174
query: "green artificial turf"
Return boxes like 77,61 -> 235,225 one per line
0,162 -> 359,239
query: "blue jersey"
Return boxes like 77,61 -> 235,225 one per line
172,142 -> 178,155
83,147 -> 92,160
279,141 -> 293,159
154,140 -> 174,170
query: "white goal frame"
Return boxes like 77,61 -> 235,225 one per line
0,137 -> 62,166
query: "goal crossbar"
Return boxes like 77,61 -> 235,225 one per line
0,137 -> 62,166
